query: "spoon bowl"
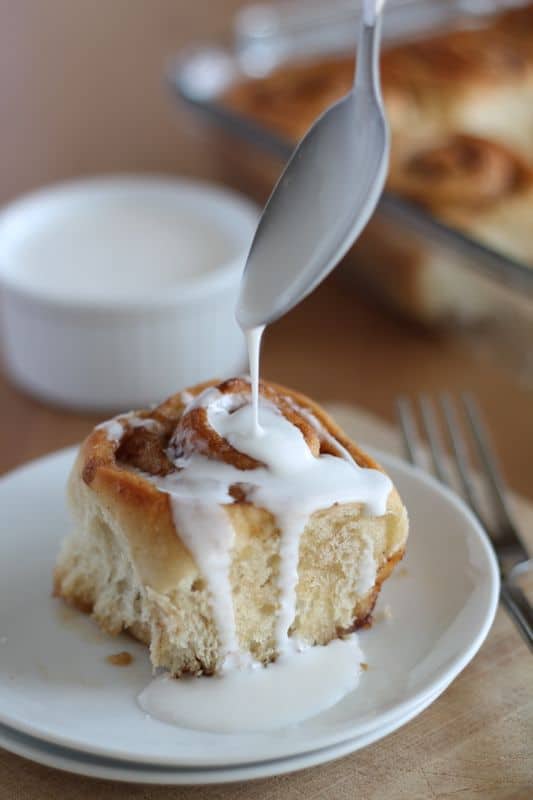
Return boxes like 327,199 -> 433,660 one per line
236,5 -> 389,330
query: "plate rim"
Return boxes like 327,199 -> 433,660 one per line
0,445 -> 500,766
0,682 -> 448,784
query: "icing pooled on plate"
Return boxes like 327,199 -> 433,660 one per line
138,635 -> 364,733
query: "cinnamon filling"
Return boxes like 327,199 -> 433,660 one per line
113,378 -> 347,481
116,428 -> 175,477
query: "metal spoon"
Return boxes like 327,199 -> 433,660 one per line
236,0 -> 389,330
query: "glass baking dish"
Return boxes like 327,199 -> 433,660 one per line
168,0 -> 533,376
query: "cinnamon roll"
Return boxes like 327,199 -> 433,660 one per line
388,134 -> 533,262
54,379 -> 408,676
389,134 -> 530,210
351,134 -> 533,321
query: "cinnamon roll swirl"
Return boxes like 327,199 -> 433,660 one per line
54,379 -> 408,676
388,133 -> 533,265
351,134 -> 533,322
388,134 -> 531,213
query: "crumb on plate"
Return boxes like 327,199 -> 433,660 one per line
106,651 -> 133,667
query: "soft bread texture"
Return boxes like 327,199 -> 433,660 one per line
222,4 -> 533,322
54,380 -> 408,676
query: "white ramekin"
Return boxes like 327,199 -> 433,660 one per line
0,176 -> 258,411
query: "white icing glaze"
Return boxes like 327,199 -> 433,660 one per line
295,402 -> 356,465
95,418 -> 125,442
246,325 -> 265,435
146,394 -> 389,661
96,412 -> 161,443
127,416 -> 162,432
138,634 -> 364,733
355,532 -> 379,596
170,500 -> 252,670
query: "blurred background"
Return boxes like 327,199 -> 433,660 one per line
0,0 -> 532,499
0,0 -> 245,200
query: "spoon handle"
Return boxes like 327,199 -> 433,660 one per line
355,1 -> 385,94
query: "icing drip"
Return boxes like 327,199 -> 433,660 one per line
170,500 -> 251,670
246,325 -> 265,435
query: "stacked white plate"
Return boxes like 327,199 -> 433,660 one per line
0,447 -> 499,785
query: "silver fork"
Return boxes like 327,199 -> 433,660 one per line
397,393 -> 533,651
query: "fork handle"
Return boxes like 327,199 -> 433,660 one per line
500,582 -> 533,651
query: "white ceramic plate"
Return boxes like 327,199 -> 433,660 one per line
0,687 -> 443,784
0,446 -> 499,768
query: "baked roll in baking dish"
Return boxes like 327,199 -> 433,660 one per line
351,133 -> 533,322
224,5 -> 533,157
222,3 -> 533,321
54,379 -> 408,676
390,133 -> 533,261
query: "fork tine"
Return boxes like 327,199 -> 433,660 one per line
410,394 -> 533,650
440,394 -> 484,521
396,397 -> 418,466
461,393 -> 516,531
419,395 -> 450,486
